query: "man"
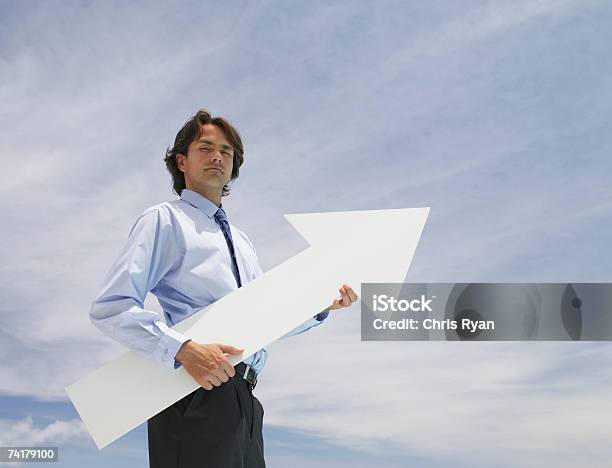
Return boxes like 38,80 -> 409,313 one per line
89,109 -> 358,467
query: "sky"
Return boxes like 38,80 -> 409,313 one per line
1,0 -> 612,466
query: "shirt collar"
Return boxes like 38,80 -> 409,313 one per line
180,189 -> 222,219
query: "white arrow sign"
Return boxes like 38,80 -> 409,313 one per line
66,207 -> 430,449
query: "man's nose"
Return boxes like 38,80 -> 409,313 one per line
210,150 -> 222,162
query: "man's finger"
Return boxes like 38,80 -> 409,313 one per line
210,367 -> 230,383
207,373 -> 223,387
344,285 -> 358,301
201,379 -> 214,391
220,360 -> 236,378
218,344 -> 244,355
339,288 -> 351,306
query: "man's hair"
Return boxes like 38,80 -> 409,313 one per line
164,109 -> 245,196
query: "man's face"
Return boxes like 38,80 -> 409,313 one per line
177,123 -> 234,197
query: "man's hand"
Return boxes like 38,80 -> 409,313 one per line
175,340 -> 244,390
327,284 -> 358,311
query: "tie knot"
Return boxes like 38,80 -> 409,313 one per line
214,208 -> 228,224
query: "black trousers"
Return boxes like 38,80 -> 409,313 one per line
147,370 -> 265,468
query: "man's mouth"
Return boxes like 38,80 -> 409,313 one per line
206,168 -> 222,174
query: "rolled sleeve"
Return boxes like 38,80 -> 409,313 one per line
279,312 -> 328,340
314,310 -> 330,321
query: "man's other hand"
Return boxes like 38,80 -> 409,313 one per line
327,283 -> 358,311
175,340 -> 243,390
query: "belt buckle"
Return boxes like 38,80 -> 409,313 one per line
242,364 -> 258,390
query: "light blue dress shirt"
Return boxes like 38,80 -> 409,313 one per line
90,189 -> 329,373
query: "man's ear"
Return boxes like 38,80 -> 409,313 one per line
176,153 -> 186,173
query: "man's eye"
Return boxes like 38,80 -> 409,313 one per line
222,152 -> 231,156
201,147 -> 211,151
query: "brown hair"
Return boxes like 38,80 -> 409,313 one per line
164,109 -> 245,196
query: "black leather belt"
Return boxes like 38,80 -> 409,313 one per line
235,362 -> 258,390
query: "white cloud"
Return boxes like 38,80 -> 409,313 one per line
0,416 -> 88,446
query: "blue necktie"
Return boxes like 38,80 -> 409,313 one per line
214,207 -> 242,288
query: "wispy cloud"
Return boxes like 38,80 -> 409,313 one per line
0,416 -> 87,446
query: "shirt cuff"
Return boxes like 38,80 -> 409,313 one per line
314,310 -> 330,322
153,322 -> 191,370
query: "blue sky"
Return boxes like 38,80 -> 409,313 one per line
1,0 -> 612,466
